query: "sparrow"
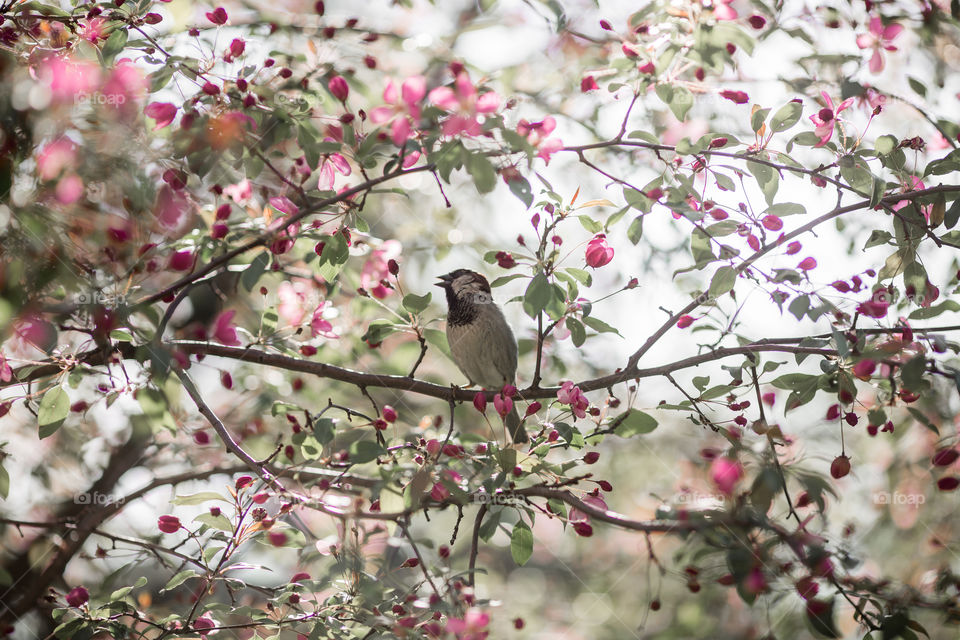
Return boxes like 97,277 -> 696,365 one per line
435,269 -> 527,443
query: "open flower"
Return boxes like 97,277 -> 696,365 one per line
809,91 -> 853,147
79,17 -> 107,44
856,16 -> 902,73
370,76 -> 425,147
428,72 -> 499,137
557,381 -> 589,419
361,240 -> 401,299
212,310 -> 241,346
446,608 -> 490,640
517,116 -> 563,164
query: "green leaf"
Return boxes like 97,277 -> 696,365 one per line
163,570 -> 199,593
362,319 -> 397,344
944,198 -> 960,230
467,153 -> 497,193
172,491 -> 230,506
564,268 -> 592,286
0,463 -> 8,500
241,252 -> 270,291
349,440 -> 386,464
523,272 -> 551,318
747,161 -> 778,206
627,215 -> 644,244
567,317 -> 586,347
100,28 -> 128,64
612,409 -> 658,436
751,107 -> 769,133
510,521 -> 534,566
193,512 -> 234,532
708,266 -> 737,298
864,230 -> 892,249
656,84 -> 693,121
770,101 -> 802,132
577,215 -> 603,234
909,300 -> 960,320
402,292 -> 432,315
508,175 -> 533,208
38,387 -> 69,438
907,76 -> 927,97
874,135 -> 897,156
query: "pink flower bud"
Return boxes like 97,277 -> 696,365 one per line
66,586 -> 89,608
382,405 -> 397,422
205,7 -> 228,24
328,76 -> 349,102
158,515 -> 181,533
473,391 -> 487,413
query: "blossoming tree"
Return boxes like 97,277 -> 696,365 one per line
1,0 -> 960,638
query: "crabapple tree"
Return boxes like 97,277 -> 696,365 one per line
1,0 -> 960,639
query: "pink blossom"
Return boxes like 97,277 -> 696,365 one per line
310,302 -> 337,339
154,184 -> 192,232
569,494 -> 608,523
517,116 -> 563,164
360,240 -> 401,299
557,381 -> 589,419
79,17 -> 107,43
41,55 -> 101,103
857,293 -> 890,318
269,195 -> 299,216
428,72 -> 499,137
710,457 -> 743,495
493,393 -> 513,418
206,7 -> 228,25
55,174 -> 84,204
145,102 -> 177,130
277,280 -> 310,325
223,179 -> 252,204
585,234 -> 614,268
0,353 -> 12,383
370,76 -> 425,146
581,75 -> 599,92
446,608 -> 490,640
101,59 -> 147,117
213,310 -> 241,346
318,150 -> 352,189
809,91 -> 853,147
798,257 -> 817,270
193,615 -> 216,636
37,138 -> 77,180
714,0 -> 737,20
856,16 -> 902,73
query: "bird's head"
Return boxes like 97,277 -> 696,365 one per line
435,269 -> 492,305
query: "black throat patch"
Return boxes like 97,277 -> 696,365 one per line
445,288 -> 480,326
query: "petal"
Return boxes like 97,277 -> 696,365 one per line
836,98 -> 854,113
401,75 -> 426,106
869,16 -> 883,36
390,117 -> 411,146
427,86 -> 458,110
382,79 -> 396,105
269,196 -> 299,215
819,90 -> 833,110
475,91 -> 500,113
540,115 -> 557,135
369,106 -> 394,124
329,153 -> 351,176
882,23 -> 903,41
454,72 -> 475,100
869,49 -> 884,73
401,150 -> 421,168
855,33 -> 874,49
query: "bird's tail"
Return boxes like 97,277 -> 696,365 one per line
505,405 -> 528,443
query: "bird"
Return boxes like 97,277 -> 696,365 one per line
435,269 -> 528,443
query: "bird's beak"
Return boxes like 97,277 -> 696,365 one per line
435,273 -> 453,288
